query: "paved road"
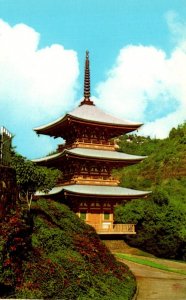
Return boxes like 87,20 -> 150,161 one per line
118,258 -> 186,300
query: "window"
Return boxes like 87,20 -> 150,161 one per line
80,211 -> 87,221
104,212 -> 110,220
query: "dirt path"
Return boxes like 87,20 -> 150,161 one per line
103,240 -> 186,300
119,257 -> 186,300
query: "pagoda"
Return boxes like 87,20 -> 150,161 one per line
33,51 -> 150,234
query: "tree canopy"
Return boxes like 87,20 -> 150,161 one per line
11,153 -> 61,209
115,191 -> 186,260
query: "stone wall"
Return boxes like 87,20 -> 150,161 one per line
0,165 -> 17,218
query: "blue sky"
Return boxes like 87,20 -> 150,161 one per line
0,0 -> 186,158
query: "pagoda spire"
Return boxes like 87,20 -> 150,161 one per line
80,50 -> 94,106
84,50 -> 90,100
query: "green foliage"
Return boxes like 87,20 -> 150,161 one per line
11,153 -> 60,194
10,153 -> 61,209
0,198 -> 136,299
117,122 -> 186,187
169,123 -> 186,143
115,193 -> 186,260
151,189 -> 169,206
0,194 -> 31,298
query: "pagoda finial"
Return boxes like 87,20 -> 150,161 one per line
84,50 -> 90,99
80,50 -> 94,106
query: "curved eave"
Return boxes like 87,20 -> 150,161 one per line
63,190 -> 151,199
33,104 -> 142,137
33,114 -> 68,136
35,184 -> 151,199
32,148 -> 147,165
65,150 -> 146,165
34,116 -> 142,137
32,152 -> 62,164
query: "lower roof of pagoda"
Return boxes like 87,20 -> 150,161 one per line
33,147 -> 146,165
33,104 -> 142,137
35,184 -> 151,199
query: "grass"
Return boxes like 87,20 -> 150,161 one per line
125,248 -> 155,258
116,253 -> 186,276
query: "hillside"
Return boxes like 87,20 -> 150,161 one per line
114,123 -> 186,260
0,197 -> 136,299
115,123 -> 186,205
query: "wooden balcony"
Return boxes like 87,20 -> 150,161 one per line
57,140 -> 116,152
90,223 -> 136,235
74,141 -> 115,151
58,175 -> 119,186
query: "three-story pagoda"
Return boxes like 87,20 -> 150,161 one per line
33,51 -> 150,234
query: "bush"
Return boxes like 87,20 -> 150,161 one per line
115,195 -> 186,260
151,189 -> 169,206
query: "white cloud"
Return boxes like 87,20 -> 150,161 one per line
96,12 -> 186,139
0,20 -> 79,158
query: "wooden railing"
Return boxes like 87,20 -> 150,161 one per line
58,176 -> 119,186
89,223 -> 136,234
74,141 -> 115,150
57,141 -> 116,152
74,176 -> 119,186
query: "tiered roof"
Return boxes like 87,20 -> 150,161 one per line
34,104 -> 142,136
33,148 -> 146,165
36,184 -> 150,199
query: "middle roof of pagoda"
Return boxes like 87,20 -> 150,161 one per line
34,51 -> 142,137
33,147 -> 146,164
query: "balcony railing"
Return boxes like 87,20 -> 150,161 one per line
57,140 -> 116,152
90,223 -> 136,235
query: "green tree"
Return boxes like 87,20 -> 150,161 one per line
115,192 -> 186,260
169,123 -> 186,141
151,189 -> 169,206
11,154 -> 61,210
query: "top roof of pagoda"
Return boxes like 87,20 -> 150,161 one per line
34,51 -> 142,135
34,103 -> 142,133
